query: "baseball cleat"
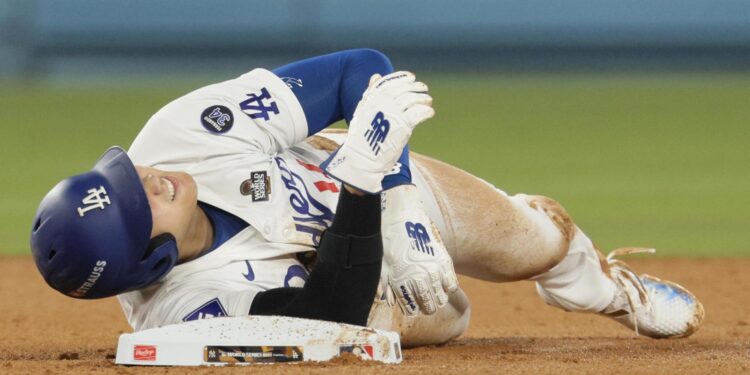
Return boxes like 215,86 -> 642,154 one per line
600,248 -> 705,338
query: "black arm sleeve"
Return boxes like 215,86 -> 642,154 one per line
249,230 -> 383,326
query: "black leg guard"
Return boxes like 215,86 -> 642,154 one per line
250,189 -> 383,326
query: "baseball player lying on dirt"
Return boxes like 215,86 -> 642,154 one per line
31,49 -> 704,347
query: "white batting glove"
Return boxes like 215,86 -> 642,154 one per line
380,184 -> 459,316
322,72 -> 434,193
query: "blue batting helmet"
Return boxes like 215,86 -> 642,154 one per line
30,146 -> 178,299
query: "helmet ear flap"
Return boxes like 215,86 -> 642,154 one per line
143,233 -> 176,261
124,233 -> 178,292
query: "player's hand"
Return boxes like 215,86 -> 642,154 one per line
359,72 -> 435,130
380,185 -> 459,316
321,72 -> 434,194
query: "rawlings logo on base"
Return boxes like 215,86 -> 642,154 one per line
133,345 -> 157,361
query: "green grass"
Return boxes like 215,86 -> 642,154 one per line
2,73 -> 749,257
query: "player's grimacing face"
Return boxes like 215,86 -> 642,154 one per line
134,166 -> 198,244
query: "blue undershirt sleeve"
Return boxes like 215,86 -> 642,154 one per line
272,48 -> 393,134
273,49 -> 412,189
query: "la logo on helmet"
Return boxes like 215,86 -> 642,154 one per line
77,186 -> 111,217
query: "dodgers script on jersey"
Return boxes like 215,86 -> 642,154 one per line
119,68 -> 445,331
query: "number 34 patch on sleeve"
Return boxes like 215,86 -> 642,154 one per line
201,105 -> 234,134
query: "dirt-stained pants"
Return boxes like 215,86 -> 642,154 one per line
369,153 -> 616,346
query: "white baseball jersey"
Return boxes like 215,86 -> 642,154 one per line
118,68 -> 444,331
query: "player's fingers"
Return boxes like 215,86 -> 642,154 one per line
368,74 -> 382,87
385,285 -> 396,307
375,278 -> 388,301
430,270 -> 449,307
396,92 -> 433,110
372,71 -> 416,92
384,81 -> 429,101
403,104 -> 435,127
441,261 -> 460,294
407,81 -> 429,93
392,281 -> 419,316
412,278 -> 437,315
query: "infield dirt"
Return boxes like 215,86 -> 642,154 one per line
1,256 -> 747,374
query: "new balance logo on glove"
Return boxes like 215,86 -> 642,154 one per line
381,185 -> 460,316
364,112 -> 390,155
405,221 -> 434,256
320,71 -> 434,194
